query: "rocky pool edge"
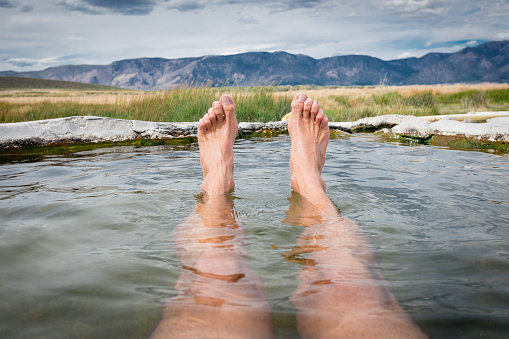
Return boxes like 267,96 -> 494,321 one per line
1,112 -> 508,150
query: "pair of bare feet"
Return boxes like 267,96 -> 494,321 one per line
198,92 -> 334,215
151,94 -> 426,339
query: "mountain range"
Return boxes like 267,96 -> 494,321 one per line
1,41 -> 508,90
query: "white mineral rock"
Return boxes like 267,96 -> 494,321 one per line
1,113 -> 508,149
391,116 -> 509,142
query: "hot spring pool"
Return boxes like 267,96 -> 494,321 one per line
1,134 -> 508,338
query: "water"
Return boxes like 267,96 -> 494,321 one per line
0,134 -> 508,338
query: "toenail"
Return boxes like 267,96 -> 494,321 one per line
298,94 -> 307,102
221,96 -> 231,104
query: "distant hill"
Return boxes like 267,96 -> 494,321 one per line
1,41 -> 508,90
0,76 -> 125,90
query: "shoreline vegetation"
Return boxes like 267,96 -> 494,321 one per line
1,78 -> 508,124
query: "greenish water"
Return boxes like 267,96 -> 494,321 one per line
0,135 -> 508,338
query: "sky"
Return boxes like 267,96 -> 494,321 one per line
1,0 -> 509,72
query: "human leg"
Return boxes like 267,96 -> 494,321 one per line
286,93 -> 426,338
151,96 -> 274,339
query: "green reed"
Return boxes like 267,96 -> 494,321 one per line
0,86 -> 294,123
1,85 -> 509,124
325,88 -> 509,121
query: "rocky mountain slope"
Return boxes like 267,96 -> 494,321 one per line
1,41 -> 508,90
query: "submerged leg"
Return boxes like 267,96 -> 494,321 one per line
286,93 -> 427,339
151,96 -> 274,339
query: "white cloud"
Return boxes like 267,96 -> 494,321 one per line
57,0 -> 161,16
496,32 -> 509,40
1,0 -> 508,71
397,52 -> 415,59
378,0 -> 449,18
166,0 -> 330,13
5,58 -> 39,67
5,56 -> 60,68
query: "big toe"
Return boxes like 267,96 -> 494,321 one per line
220,95 -> 236,123
291,93 -> 307,115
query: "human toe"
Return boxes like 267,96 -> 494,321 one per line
315,109 -> 324,124
291,93 -> 307,119
321,115 -> 329,130
211,101 -> 224,122
316,110 -> 329,129
202,113 -> 212,130
220,95 -> 236,122
311,100 -> 320,120
198,117 -> 206,133
303,98 -> 313,119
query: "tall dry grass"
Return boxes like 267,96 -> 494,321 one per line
278,83 -> 509,121
1,83 -> 508,123
0,86 -> 293,123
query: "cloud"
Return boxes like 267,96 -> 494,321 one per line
377,0 -> 449,18
4,55 -> 85,69
83,0 -> 159,15
0,0 -> 33,11
496,32 -> 509,40
56,0 -> 104,15
273,0 -> 323,11
57,0 -> 162,16
237,16 -> 259,25
1,0 -> 508,72
5,57 -> 48,67
5,58 -> 37,67
397,52 -> 416,59
166,1 -> 206,12
20,4 -> 34,12
0,0 -> 16,8
166,0 -> 328,12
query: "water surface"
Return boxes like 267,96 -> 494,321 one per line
1,134 -> 508,338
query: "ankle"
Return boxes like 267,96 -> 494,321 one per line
202,170 -> 235,195
291,175 -> 325,195
293,184 -> 339,217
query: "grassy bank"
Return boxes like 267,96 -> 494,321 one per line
1,83 -> 509,123
0,76 -> 126,91
0,86 -> 292,123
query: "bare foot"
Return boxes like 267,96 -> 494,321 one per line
288,93 -> 336,215
198,95 -> 238,196
288,93 -> 329,192
286,94 -> 426,339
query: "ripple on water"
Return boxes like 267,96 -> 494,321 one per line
1,136 -> 509,338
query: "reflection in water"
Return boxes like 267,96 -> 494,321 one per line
151,193 -> 275,339
152,185 -> 426,338
283,191 -> 426,339
1,137 -> 509,338
181,265 -> 245,283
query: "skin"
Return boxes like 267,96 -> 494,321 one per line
151,94 -> 427,339
197,96 -> 238,196
150,95 -> 274,339
286,93 -> 427,339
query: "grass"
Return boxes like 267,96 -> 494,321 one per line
0,76 -> 125,91
0,86 -> 292,123
317,84 -> 509,121
1,82 -> 509,124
